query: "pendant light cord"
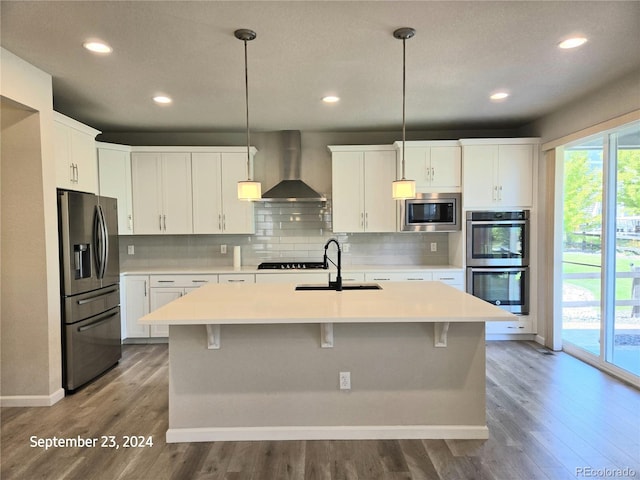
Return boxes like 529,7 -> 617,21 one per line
243,38 -> 251,181
401,36 -> 407,181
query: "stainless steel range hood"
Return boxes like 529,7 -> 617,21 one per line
261,130 -> 326,202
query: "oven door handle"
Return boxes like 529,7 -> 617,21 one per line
467,267 -> 527,272
468,220 -> 527,226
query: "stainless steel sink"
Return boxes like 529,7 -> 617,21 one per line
295,283 -> 382,291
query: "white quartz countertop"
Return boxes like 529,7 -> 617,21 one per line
140,281 -> 513,325
121,265 -> 463,275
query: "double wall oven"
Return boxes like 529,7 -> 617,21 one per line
466,210 -> 529,315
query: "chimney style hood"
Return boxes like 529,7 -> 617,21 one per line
261,130 -> 326,202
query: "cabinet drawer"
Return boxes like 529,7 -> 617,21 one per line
341,272 -> 366,283
431,271 -> 464,285
150,274 -> 218,288
219,274 -> 256,284
364,272 -> 433,282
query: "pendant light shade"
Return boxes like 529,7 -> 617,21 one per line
392,179 -> 416,199
392,27 -> 416,200
235,28 -> 262,201
237,180 -> 262,200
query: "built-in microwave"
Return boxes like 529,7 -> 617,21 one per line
400,192 -> 461,232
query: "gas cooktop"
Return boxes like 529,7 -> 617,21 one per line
257,262 -> 327,270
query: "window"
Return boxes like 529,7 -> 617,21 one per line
560,121 -> 640,379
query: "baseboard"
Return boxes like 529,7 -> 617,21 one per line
534,334 -> 545,345
166,425 -> 490,443
0,388 -> 65,407
486,333 -> 536,341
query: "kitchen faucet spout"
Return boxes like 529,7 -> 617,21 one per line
323,239 -> 342,291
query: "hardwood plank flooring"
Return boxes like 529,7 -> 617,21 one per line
2,341 -> 638,479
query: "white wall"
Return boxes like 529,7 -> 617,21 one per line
0,48 -> 63,405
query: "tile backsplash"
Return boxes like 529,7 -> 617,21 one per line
119,201 -> 451,270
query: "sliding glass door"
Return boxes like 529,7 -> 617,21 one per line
561,121 -> 640,378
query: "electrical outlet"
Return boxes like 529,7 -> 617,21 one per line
430,242 -> 437,252
127,245 -> 135,255
339,371 -> 351,390
221,244 -> 227,254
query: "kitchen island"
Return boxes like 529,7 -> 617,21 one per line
140,281 -> 513,443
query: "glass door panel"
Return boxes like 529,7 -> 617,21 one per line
611,123 -> 640,375
562,138 -> 603,356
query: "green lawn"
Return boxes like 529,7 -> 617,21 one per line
563,251 -> 639,302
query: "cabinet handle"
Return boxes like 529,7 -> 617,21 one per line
144,280 -> 147,296
191,280 -> 208,283
498,185 -> 503,201
157,280 -> 174,283
406,278 -> 423,281
163,215 -> 167,231
128,214 -> 133,231
438,277 -> 455,281
365,212 -> 368,229
159,215 -> 163,231
223,214 -> 226,231
75,164 -> 79,183
70,164 -> 75,183
360,212 -> 364,227
373,277 -> 390,281
218,214 -> 222,231
227,279 -> 245,283
431,167 -> 435,180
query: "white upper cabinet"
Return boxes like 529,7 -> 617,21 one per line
461,139 -> 538,208
330,145 -> 397,233
97,142 -> 133,235
131,151 -> 192,234
395,141 -> 461,192
53,111 -> 101,193
192,149 -> 256,234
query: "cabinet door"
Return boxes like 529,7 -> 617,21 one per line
462,145 -> 498,208
430,146 -> 461,189
149,288 -> 183,337
363,150 -> 396,232
220,152 -> 255,234
332,152 -> 364,233
497,144 -> 534,207
124,275 -> 150,338
71,128 -> 98,193
403,148 -> 430,190
161,153 -> 192,234
98,147 -> 133,234
192,153 -> 223,234
54,122 -> 74,189
131,153 -> 163,234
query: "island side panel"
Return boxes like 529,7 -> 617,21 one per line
168,322 -> 487,440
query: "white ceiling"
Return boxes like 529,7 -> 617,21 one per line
2,1 -> 639,133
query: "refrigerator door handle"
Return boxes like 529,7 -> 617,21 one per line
94,205 -> 108,279
77,309 -> 119,333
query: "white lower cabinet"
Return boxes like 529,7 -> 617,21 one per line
364,272 -> 433,282
122,275 -> 150,339
219,274 -> 256,284
123,274 -> 218,340
486,316 -> 533,334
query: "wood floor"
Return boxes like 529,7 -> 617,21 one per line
2,341 -> 639,480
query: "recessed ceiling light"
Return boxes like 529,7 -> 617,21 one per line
322,96 -> 340,104
490,92 -> 510,101
558,37 -> 588,49
83,41 -> 112,54
153,95 -> 172,105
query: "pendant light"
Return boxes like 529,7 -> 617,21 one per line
235,28 -> 262,201
392,27 -> 417,200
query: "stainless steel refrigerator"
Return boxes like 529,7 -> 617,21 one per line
57,190 -> 121,391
